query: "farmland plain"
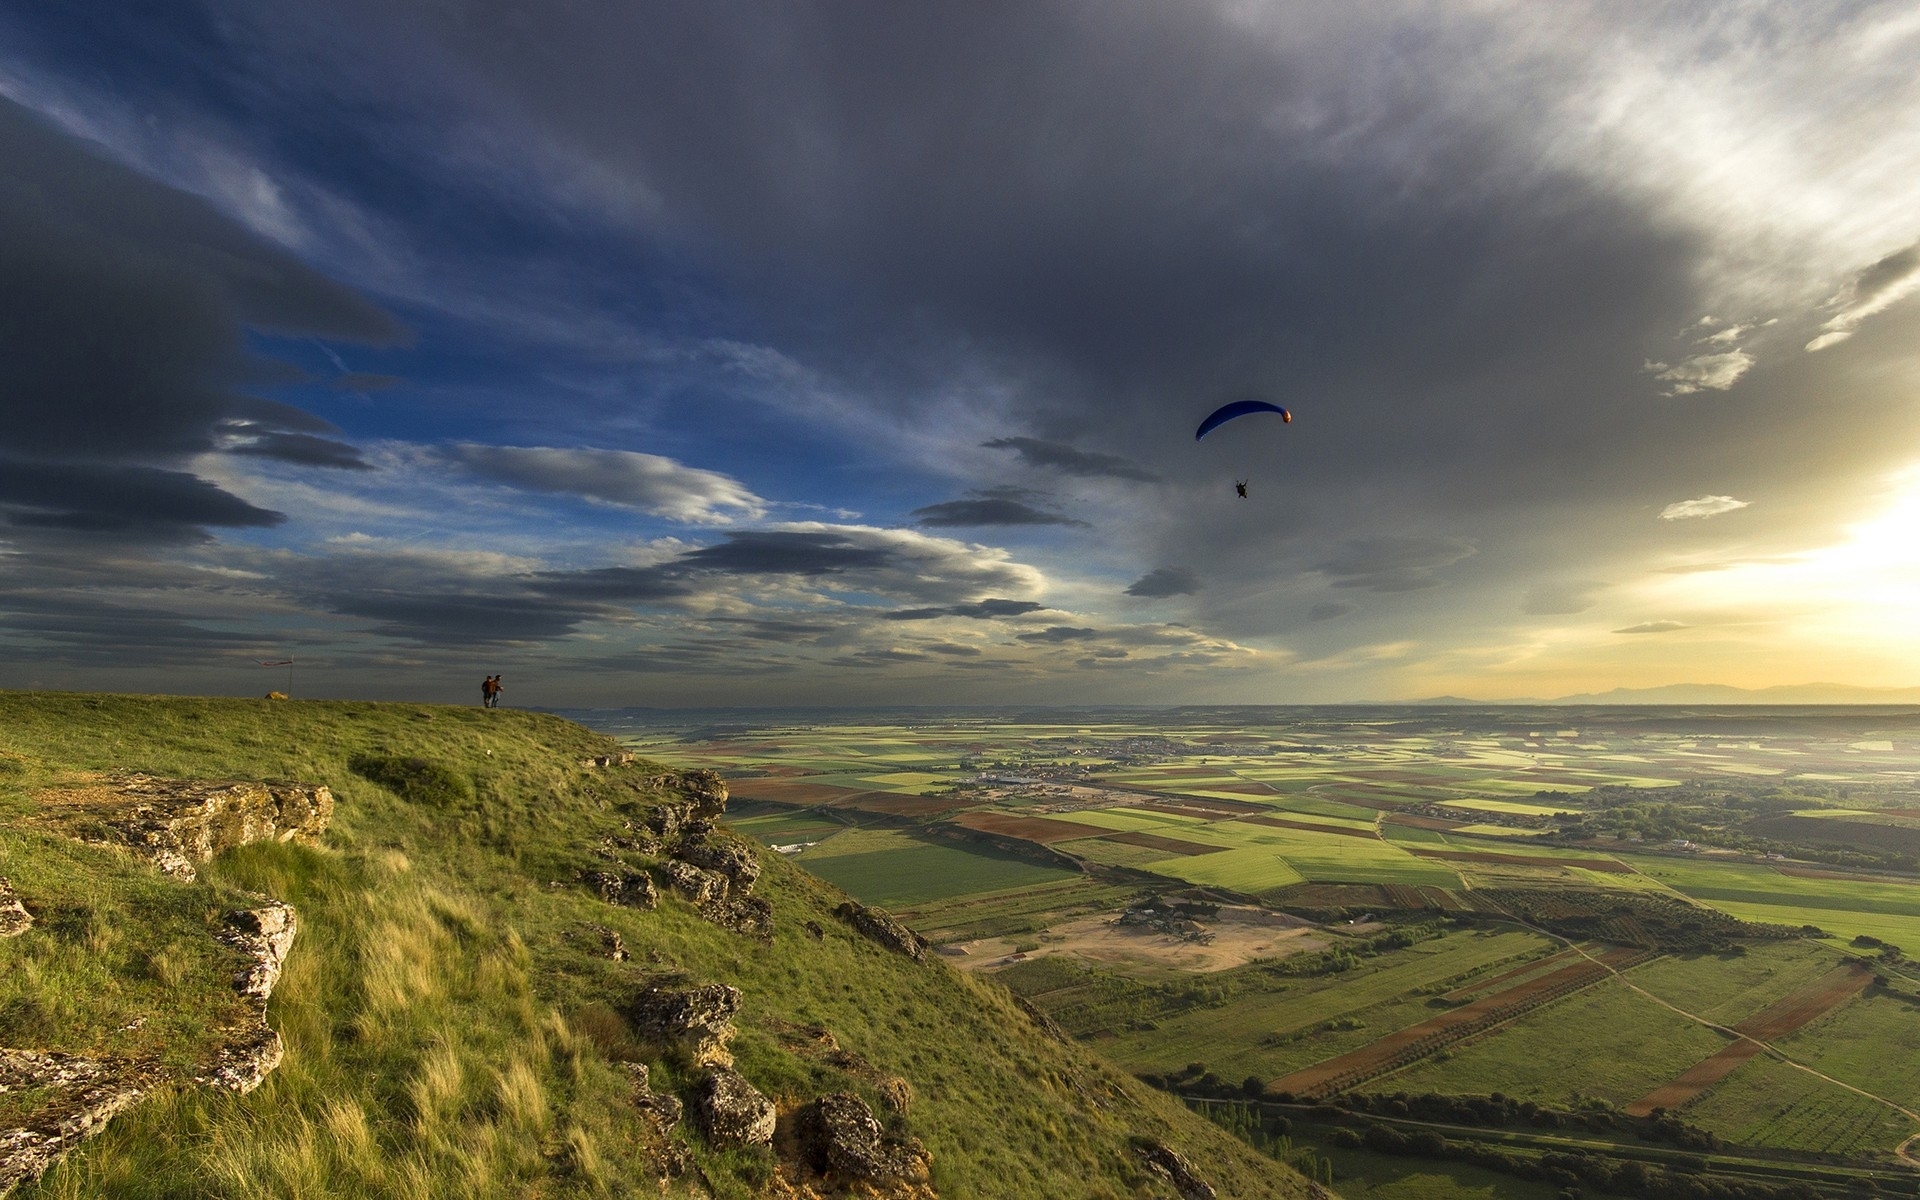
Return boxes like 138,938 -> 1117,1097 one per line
574,704 -> 1920,1196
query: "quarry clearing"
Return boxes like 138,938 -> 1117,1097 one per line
945,904 -> 1328,973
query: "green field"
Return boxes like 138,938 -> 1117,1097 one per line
1095,930 -> 1555,1078
795,833 -> 1077,906
1625,857 -> 1920,947
592,704 -> 1920,1183
1684,1055 -> 1918,1157
1384,976 -> 1729,1106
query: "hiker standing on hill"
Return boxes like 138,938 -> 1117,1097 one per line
481,675 -> 499,708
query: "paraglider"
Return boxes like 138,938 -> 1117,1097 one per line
1194,399 -> 1291,441
1197,399 -> 1293,497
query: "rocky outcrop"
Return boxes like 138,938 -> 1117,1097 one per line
33,775 -> 332,882
1132,1138 -> 1217,1200
693,1068 -> 776,1148
834,901 -> 929,962
0,1050 -> 153,1193
198,900 -> 297,1095
662,860 -> 727,906
675,835 -> 760,895
702,895 -> 773,941
197,1025 -> 285,1095
877,1076 -> 914,1116
579,868 -> 657,910
217,900 -> 297,1000
627,982 -> 742,1068
0,879 -> 29,939
798,1092 -> 932,1185
581,751 -> 635,768
623,1063 -> 697,1185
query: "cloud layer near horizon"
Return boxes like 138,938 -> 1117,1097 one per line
1,1 -> 1918,704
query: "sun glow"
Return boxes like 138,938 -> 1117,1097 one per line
1643,463 -> 1920,678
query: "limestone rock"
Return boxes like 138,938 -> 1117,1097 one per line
675,834 -> 760,895
702,895 -> 773,942
799,1092 -> 931,1184
33,775 -> 332,882
623,1063 -> 697,1184
662,861 -> 727,906
693,1068 -> 776,1148
581,750 -> 635,768
0,1050 -> 153,1193
877,1076 -> 914,1116
217,900 -> 298,1000
0,877 -> 30,938
1131,1138 -> 1216,1200
627,982 -> 742,1068
579,868 -> 657,910
197,1025 -> 285,1095
834,901 -> 930,962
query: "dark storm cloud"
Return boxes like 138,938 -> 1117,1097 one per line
0,592 -> 267,664
1017,626 -> 1099,644
0,460 -> 285,533
882,599 -> 1045,621
911,487 -> 1086,528
0,97 -> 400,537
225,432 -> 372,470
1317,537 -> 1476,593
1307,603 -> 1351,622
981,439 -> 1160,482
323,593 -> 597,646
1125,567 -> 1198,598
678,531 -> 895,575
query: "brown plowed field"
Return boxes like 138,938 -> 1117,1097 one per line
732,779 -> 868,805
1271,946 -> 1651,1098
1409,848 -> 1632,873
1625,961 -> 1874,1116
1241,814 -> 1381,840
843,794 -> 970,817
1101,830 -> 1230,857
954,812 -> 1113,843
1441,947 -> 1585,1000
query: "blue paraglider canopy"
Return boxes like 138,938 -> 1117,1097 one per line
1195,399 -> 1292,441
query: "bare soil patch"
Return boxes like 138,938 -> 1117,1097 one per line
1101,830 -> 1229,857
954,812 -> 1112,844
838,793 -> 967,817
1624,961 -> 1874,1116
954,907 -> 1325,974
732,780 -> 867,805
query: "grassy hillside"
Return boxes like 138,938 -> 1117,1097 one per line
0,692 -> 1311,1199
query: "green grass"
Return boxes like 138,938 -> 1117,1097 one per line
1309,1142 -> 1567,1200
0,692 -> 1311,1200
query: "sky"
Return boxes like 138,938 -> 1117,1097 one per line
2,1 -> 1918,707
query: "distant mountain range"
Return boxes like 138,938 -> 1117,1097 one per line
1411,683 -> 1920,705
